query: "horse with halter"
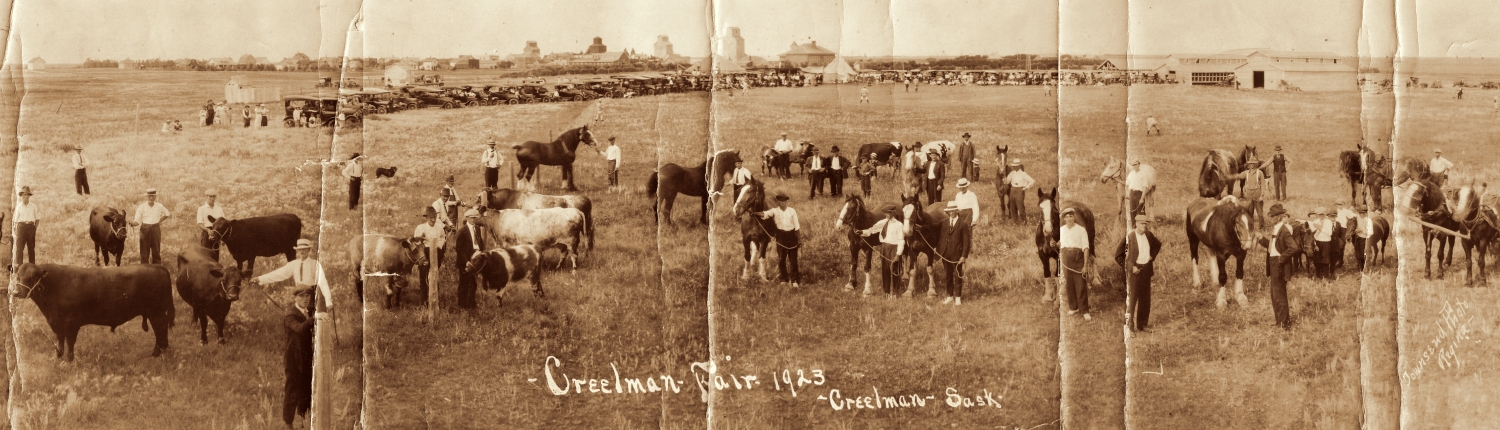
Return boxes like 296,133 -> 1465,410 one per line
1448,182 -> 1498,285
1185,195 -> 1257,310
647,149 -> 741,227
1034,188 -> 1097,300
836,193 -> 889,294
1199,149 -> 1246,198
995,146 -> 1013,216
513,125 -> 597,192
1362,156 -> 1394,211
732,178 -> 775,282
1400,177 -> 1459,279
900,190 -> 951,297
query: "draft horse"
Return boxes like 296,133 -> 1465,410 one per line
648,149 -> 740,227
835,193 -> 886,294
732,178 -> 774,282
900,191 -> 949,297
1199,149 -> 1246,198
514,125 -> 597,192
1035,188 -> 1096,299
995,145 -> 1014,216
1185,195 -> 1256,310
1400,178 -> 1458,279
1451,183 -> 1497,285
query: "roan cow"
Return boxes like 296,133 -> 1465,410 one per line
464,245 -> 544,308
89,206 -> 129,266
350,234 -> 428,309
12,263 -> 175,361
175,246 -> 243,345
481,208 -> 586,272
208,213 -> 302,275
479,188 -> 595,251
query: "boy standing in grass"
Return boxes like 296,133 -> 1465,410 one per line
605,137 -> 622,193
857,154 -> 876,197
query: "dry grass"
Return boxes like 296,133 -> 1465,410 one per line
6,69 -> 360,429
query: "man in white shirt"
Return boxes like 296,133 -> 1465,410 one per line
197,189 -> 227,257
130,188 -> 171,264
861,204 -> 906,297
806,147 -> 825,199
827,146 -> 849,197
482,139 -> 503,189
343,153 -> 362,210
605,137 -> 622,193
924,148 -> 945,204
951,178 -> 980,224
1333,200 -> 1357,272
249,239 -> 334,312
412,207 -> 447,305
730,160 -> 753,203
1125,159 -> 1155,220
757,192 -> 801,288
1352,205 -> 1372,272
859,85 -> 870,104
439,176 -> 460,226
1114,215 -> 1161,332
1430,149 -> 1453,187
1145,115 -> 1161,136
1309,207 -> 1335,281
1005,160 -> 1037,223
13,186 -> 39,265
72,146 -> 90,195
773,132 -> 795,179
1058,207 -> 1092,320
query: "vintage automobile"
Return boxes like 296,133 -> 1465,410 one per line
407,86 -> 458,108
282,95 -> 339,127
442,86 -> 481,107
554,83 -> 597,102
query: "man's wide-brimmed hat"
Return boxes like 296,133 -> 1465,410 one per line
1268,203 -> 1287,218
956,178 -> 971,188
294,239 -> 314,250
1313,206 -> 1329,216
17,186 -> 31,196
424,206 -> 438,216
1010,159 -> 1022,166
962,132 -> 971,138
944,201 -> 961,211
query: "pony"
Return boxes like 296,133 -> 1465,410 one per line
1185,195 -> 1256,310
1400,178 -> 1458,279
1450,183 -> 1497,285
513,125 -> 597,192
835,193 -> 886,295
900,191 -> 950,297
732,178 -> 774,282
647,149 -> 741,227
1199,149 -> 1245,198
856,142 -> 903,178
995,145 -> 1014,216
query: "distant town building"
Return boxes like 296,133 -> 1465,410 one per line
120,59 -> 138,69
779,41 -> 835,67
586,37 -> 608,54
570,51 -> 628,65
655,35 -> 674,58
1154,49 -> 1357,91
238,54 -> 258,65
26,57 -> 44,70
507,41 -> 543,67
722,27 -> 748,63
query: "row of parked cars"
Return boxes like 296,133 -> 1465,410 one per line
279,73 -> 709,127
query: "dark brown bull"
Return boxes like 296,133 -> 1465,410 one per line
350,234 -> 428,309
90,206 -> 129,266
464,245 -> 544,308
12,263 -> 175,361
175,247 -> 242,344
208,214 -> 303,276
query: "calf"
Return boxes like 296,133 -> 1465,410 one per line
208,214 -> 302,275
351,234 -> 428,309
464,245 -> 543,308
481,208 -> 586,272
89,206 -> 128,266
12,263 -> 175,361
175,247 -> 242,345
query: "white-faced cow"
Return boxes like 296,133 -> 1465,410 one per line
175,247 -> 242,344
12,263 -> 175,361
464,245 -> 543,308
89,206 -> 129,266
350,234 -> 428,309
481,208 -> 586,272
207,213 -> 302,276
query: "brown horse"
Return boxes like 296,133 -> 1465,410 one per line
647,149 -> 741,227
995,145 -> 1013,216
835,193 -> 887,294
1237,145 -> 1259,193
1199,149 -> 1245,198
856,142 -> 903,178
732,178 -> 774,282
1451,184 -> 1497,285
1400,178 -> 1458,279
1185,196 -> 1256,310
513,125 -> 597,192
900,191 -> 949,297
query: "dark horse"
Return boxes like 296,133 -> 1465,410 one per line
994,145 -> 1014,216
1199,149 -> 1245,198
1393,156 -> 1432,186
1338,149 -> 1378,206
1451,184 -> 1497,285
836,193 -> 886,294
1237,145 -> 1259,193
900,191 -> 950,297
1035,188 -> 1096,297
1401,178 -> 1458,279
1363,156 -> 1394,210
647,149 -> 741,227
513,125 -> 597,192
732,178 -> 774,282
856,142 -> 904,178
1185,196 -> 1256,310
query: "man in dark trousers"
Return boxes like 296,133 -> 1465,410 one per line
455,209 -> 484,309
924,148 -> 945,203
806,146 -> 825,199
12,186 -> 39,265
1115,215 -> 1162,333
1269,146 -> 1289,201
937,202 -> 973,306
955,132 -> 976,180
826,146 -> 849,197
756,192 -> 802,288
482,139 -> 502,189
343,153 -> 362,210
71,146 -> 90,195
282,285 -> 322,429
1260,204 -> 1295,329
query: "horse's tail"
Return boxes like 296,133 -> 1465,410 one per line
647,171 -> 659,198
1184,204 -> 1200,263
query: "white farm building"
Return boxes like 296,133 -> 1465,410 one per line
1154,49 -> 1357,91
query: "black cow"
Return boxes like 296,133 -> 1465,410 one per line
208,214 -> 302,276
12,263 -> 175,361
375,166 -> 398,178
89,206 -> 128,266
176,247 -> 243,345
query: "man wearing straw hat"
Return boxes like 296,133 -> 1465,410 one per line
1125,158 -> 1155,220
250,238 -> 334,310
71,145 -> 91,196
482,139 -> 503,189
412,206 -> 447,305
951,178 -> 980,225
197,189 -> 227,258
1004,159 -> 1036,223
455,208 -> 485,309
1260,203 -> 1295,329
1059,207 -> 1092,320
861,204 -> 906,297
755,191 -> 802,288
937,201 -> 973,305
13,186 -> 40,265
1430,148 -> 1453,188
130,188 -> 170,264
1309,207 -> 1335,281
1242,157 -> 1266,228
1115,214 -> 1161,332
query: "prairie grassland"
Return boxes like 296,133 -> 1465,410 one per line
5,69 -> 360,429
1123,85 -> 1364,428
1393,88 -> 1500,429
707,84 -> 1060,428
1058,85 -> 1127,429
360,94 -> 708,428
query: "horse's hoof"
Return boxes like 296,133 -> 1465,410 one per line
843,283 -> 854,291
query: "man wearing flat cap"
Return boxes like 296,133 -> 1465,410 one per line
482,139 -> 503,189
455,208 -> 485,309
1115,215 -> 1162,332
861,204 -> 907,297
246,238 -> 330,428
130,188 -> 170,264
756,192 -> 802,288
937,201 -> 973,305
197,189 -> 227,258
1058,207 -> 1092,320
1259,204 -> 1294,328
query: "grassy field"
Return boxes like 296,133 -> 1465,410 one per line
1121,84 -> 1365,428
1393,87 -> 1500,429
5,69 -> 360,429
706,84 -> 1061,428
360,93 -> 708,428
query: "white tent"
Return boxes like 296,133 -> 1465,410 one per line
384,64 -> 411,86
711,55 -> 747,74
822,55 -> 856,83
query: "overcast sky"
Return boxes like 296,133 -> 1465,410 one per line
6,0 -> 1497,64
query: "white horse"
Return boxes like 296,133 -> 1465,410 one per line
1100,156 -> 1156,220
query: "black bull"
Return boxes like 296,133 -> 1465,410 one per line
12,263 -> 175,362
209,214 -> 303,276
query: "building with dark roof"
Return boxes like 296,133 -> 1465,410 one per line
779,41 -> 835,67
586,37 -> 607,54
